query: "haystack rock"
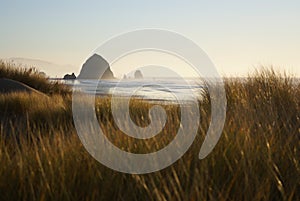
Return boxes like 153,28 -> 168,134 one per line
77,54 -> 115,80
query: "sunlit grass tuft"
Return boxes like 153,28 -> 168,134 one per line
0,61 -> 70,95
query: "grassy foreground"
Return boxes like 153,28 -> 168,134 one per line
0,63 -> 299,201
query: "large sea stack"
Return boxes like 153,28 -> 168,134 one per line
77,54 -> 115,80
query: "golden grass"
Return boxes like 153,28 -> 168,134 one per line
0,65 -> 299,201
0,61 -> 70,95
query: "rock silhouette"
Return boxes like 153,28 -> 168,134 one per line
134,70 -> 143,79
77,54 -> 115,80
63,73 -> 76,80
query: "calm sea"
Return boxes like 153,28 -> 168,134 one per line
63,78 -> 204,103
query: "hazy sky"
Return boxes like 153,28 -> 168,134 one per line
1,0 -> 299,76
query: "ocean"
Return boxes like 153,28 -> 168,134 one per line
64,78 -> 204,103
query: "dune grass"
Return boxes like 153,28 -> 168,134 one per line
0,61 -> 70,95
0,64 -> 299,201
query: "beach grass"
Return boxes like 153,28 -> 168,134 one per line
0,64 -> 299,201
0,61 -> 70,95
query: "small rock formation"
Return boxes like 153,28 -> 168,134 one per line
77,54 -> 115,80
134,70 -> 143,79
63,73 -> 76,80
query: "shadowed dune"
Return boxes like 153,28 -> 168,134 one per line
0,78 -> 46,96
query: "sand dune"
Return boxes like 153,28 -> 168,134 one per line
0,78 -> 46,95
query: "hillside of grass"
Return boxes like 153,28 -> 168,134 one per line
0,63 -> 299,201
0,61 -> 70,95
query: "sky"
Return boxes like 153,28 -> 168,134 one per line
0,0 -> 300,77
